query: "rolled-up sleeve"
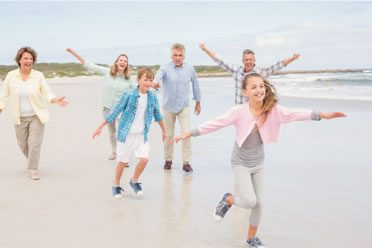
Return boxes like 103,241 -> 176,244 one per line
191,127 -> 201,137
152,94 -> 163,122
311,110 -> 321,121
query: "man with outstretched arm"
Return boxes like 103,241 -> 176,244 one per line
199,43 -> 300,104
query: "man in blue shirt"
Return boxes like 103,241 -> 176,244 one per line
154,43 -> 201,173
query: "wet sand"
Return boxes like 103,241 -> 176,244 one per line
0,76 -> 371,247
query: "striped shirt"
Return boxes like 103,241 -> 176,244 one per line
105,88 -> 163,143
213,54 -> 285,105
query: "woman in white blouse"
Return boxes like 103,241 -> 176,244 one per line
0,47 -> 69,180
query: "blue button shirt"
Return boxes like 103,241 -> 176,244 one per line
105,88 -> 163,143
155,62 -> 201,113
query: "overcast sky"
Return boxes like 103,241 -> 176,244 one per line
1,1 -> 371,70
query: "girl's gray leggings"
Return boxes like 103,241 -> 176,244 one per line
232,163 -> 264,227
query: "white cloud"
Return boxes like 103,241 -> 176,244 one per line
199,22 -> 372,70
254,22 -> 372,49
255,33 -> 286,47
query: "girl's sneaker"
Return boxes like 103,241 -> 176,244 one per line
213,193 -> 232,222
112,186 -> 124,199
129,180 -> 144,196
247,237 -> 265,248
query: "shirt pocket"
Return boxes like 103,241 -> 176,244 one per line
178,73 -> 191,86
125,99 -> 136,114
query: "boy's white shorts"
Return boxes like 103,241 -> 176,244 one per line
116,134 -> 149,163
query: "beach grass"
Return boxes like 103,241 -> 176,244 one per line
0,63 -> 227,80
1,63 -> 367,81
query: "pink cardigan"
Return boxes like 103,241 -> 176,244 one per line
197,103 -> 313,147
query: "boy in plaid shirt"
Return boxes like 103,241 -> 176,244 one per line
93,68 -> 166,198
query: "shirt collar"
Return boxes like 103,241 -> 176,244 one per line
136,86 -> 150,97
117,72 -> 126,79
243,64 -> 256,74
133,87 -> 140,97
16,68 -> 35,80
172,62 -> 184,69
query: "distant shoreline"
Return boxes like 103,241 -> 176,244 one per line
0,63 -> 370,80
197,69 -> 369,78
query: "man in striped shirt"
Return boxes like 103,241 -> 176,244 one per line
199,43 -> 300,104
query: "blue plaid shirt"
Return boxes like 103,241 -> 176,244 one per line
105,88 -> 163,143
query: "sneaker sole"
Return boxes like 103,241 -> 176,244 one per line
113,194 -> 122,199
129,181 -> 144,196
213,208 -> 223,222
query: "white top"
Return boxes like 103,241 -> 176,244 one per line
19,82 -> 36,117
129,92 -> 148,134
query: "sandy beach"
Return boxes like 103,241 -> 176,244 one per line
0,76 -> 371,248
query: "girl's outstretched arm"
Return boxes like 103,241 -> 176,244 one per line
171,105 -> 240,144
170,132 -> 192,144
320,112 -> 347,119
66,48 -> 85,64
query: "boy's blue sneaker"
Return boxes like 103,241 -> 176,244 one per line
247,237 -> 265,248
112,186 -> 124,199
129,180 -> 144,196
213,193 -> 232,222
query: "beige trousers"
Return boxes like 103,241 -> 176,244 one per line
14,115 -> 45,173
163,107 -> 192,163
102,107 -> 119,153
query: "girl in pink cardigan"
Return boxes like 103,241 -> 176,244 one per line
171,73 -> 346,247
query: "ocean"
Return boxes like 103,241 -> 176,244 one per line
199,71 -> 372,101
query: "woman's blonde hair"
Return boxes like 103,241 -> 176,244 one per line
243,73 -> 278,125
110,54 -> 131,79
15,47 -> 37,66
